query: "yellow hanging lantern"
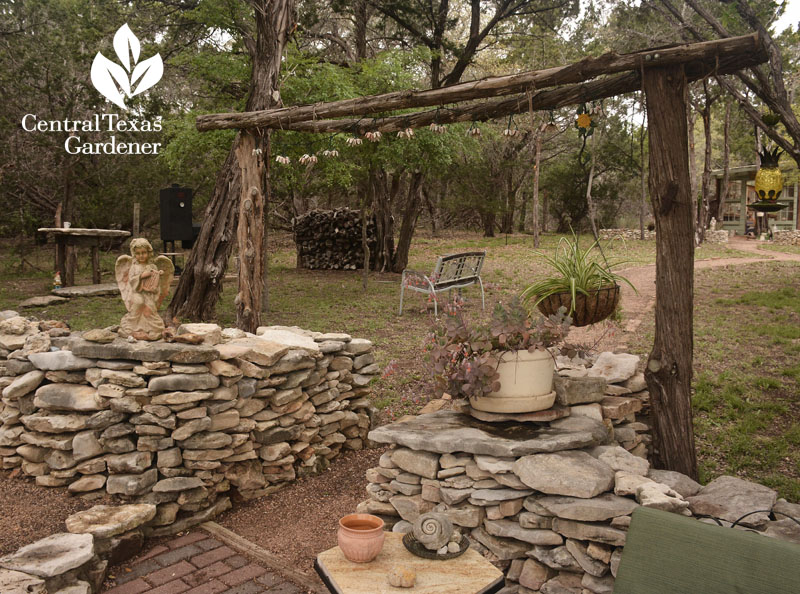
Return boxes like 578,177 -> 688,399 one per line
755,146 -> 783,202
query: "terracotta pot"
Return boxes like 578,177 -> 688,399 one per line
537,284 -> 620,327
337,514 -> 385,563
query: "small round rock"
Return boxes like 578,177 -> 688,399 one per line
388,566 -> 415,588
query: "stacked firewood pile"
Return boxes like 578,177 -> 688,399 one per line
293,208 -> 378,270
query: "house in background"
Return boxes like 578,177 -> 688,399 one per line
714,165 -> 798,235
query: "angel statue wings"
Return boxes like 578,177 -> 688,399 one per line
115,238 -> 174,341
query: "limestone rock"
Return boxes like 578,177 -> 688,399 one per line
149,373 -> 219,392
764,518 -> 800,544
483,520 -> 563,546
0,532 -> 94,577
34,384 -> 106,411
65,504 -> 156,538
388,566 -> 415,588
588,445 -> 649,475
528,545 -> 581,572
535,493 -> 638,522
107,451 -> 152,474
153,477 -> 205,492
70,337 -> 219,363
564,538 -> 608,577
614,471 -> 655,497
106,468 -> 157,496
72,430 -> 103,462
2,370 -> 45,400
177,323 -> 222,345
82,329 -> 118,343
687,476 -> 777,527
389,495 -> 435,522
21,412 -> 88,433
68,475 -> 107,493
513,451 -> 615,498
391,448 -> 439,479
636,483 -> 689,513
647,469 -> 702,498
519,558 -> 556,590
600,396 -> 642,420
622,372 -> 647,392
470,527 -> 529,560
0,569 -> 46,593
255,328 -> 320,353
369,411 -> 606,457
587,352 -> 639,383
551,518 -> 626,546
28,351 -> 95,371
553,376 -> 607,406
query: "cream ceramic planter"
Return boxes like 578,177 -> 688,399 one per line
469,348 -> 556,413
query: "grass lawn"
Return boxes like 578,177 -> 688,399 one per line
1,231 -> 798,498
629,261 -> 800,500
758,243 -> 800,256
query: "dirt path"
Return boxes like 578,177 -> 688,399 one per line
569,236 -> 800,352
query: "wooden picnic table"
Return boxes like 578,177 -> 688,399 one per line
37,227 -> 131,287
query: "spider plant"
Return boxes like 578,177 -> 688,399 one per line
521,233 -> 637,314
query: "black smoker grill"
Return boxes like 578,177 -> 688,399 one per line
159,184 -> 200,273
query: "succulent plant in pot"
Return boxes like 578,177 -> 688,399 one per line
521,233 -> 637,327
427,298 -> 570,413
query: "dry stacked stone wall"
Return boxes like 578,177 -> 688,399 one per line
0,315 -> 378,539
774,230 -> 800,245
598,229 -> 656,241
599,228 -> 729,244
360,352 -> 798,594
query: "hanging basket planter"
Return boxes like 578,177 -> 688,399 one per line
536,284 -> 620,327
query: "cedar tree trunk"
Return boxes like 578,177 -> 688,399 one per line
168,0 -> 294,324
643,64 -> 699,480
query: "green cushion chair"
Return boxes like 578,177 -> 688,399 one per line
614,507 -> 800,594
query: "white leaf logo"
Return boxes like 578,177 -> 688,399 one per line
91,23 -> 163,110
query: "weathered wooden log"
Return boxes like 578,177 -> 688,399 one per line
196,34 -> 764,132
261,47 -> 766,135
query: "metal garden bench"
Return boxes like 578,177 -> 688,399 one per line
398,251 -> 486,317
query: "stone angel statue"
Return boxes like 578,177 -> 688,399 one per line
115,238 -> 174,340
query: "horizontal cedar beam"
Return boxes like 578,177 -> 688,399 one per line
272,48 -> 766,134
196,33 -> 765,132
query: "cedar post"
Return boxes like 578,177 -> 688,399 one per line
234,132 -> 265,332
643,65 -> 699,479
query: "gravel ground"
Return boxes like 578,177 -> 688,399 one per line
218,447 -> 386,575
0,470 -> 113,555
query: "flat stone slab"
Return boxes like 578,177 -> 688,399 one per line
70,337 -> 219,363
368,411 -> 608,457
28,351 -> 95,371
0,533 -> 93,577
534,494 -> 639,522
228,337 -> 291,367
65,504 -> 156,538
513,451 -> 616,498
0,569 -> 45,593
52,283 -> 119,297
19,295 -> 70,308
687,475 -> 777,527
254,328 -> 320,353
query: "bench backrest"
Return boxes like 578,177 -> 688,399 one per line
431,252 -> 485,290
614,507 -> 800,594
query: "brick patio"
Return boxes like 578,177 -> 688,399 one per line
103,531 -> 306,594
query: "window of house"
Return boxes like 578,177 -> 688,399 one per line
777,200 -> 795,222
722,201 -> 741,222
